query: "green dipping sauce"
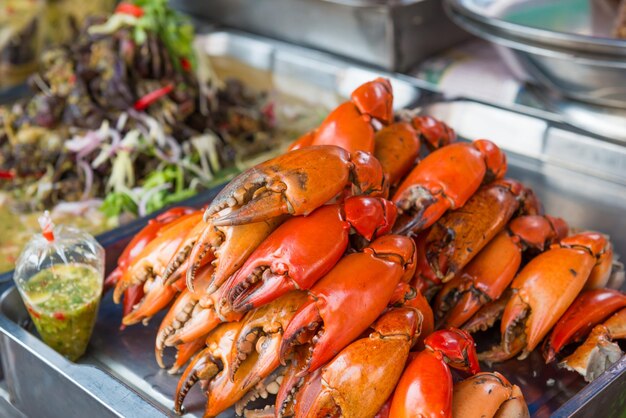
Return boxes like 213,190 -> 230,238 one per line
21,263 -> 102,361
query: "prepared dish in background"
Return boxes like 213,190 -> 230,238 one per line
0,0 -> 321,274
0,0 -> 45,92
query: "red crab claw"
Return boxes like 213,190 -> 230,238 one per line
462,289 -> 513,334
392,139 -> 507,236
289,78 -> 393,154
434,215 -> 568,329
161,286 -> 243,349
278,235 -> 416,376
204,146 -> 387,227
162,212 -> 284,293
453,372 -> 529,418
223,196 -> 397,312
543,288 -> 626,363
374,121 -> 421,187
289,308 -> 419,418
389,328 -> 480,418
480,232 -> 613,364
229,291 -> 309,391
425,179 -> 530,283
559,307 -> 626,382
104,206 -> 196,292
411,115 -> 457,151
112,212 -> 203,303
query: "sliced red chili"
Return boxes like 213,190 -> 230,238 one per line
0,170 -> 15,179
53,312 -> 66,321
133,84 -> 174,111
115,2 -> 144,18
180,57 -> 192,72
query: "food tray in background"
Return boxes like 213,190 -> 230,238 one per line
171,0 -> 470,72
0,30 -> 625,418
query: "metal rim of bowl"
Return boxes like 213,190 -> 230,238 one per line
446,5 -> 626,109
446,0 -> 626,58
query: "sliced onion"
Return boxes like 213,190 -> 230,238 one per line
138,182 -> 171,217
52,199 -> 103,217
78,159 -> 94,200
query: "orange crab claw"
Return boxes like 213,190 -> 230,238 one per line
121,275 -> 180,326
543,288 -> 626,363
480,232 -> 612,363
222,196 -> 397,312
425,179 -> 530,283
452,372 -> 529,418
112,211 -> 203,303
392,139 -> 507,236
559,307 -> 626,382
204,146 -> 387,227
288,78 -> 393,155
435,215 -> 568,329
168,337 -> 207,375
229,291 -> 309,390
389,328 -> 480,418
390,283 -> 434,349
290,308 -> 419,418
279,235 -> 416,376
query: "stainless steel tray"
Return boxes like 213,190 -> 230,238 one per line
171,0 -> 470,72
0,30 -> 625,418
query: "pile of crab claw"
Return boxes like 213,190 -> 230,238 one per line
105,78 -> 625,418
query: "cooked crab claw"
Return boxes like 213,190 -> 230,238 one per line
389,328 -> 480,418
121,274 -> 183,326
559,307 -> 626,382
434,215 -> 568,329
452,372 -> 529,418
278,235 -> 416,376
544,289 -> 626,363
287,307 -> 420,418
174,321 -> 242,416
425,179 -> 535,283
112,211 -> 203,303
392,139 -> 507,236
156,264 -> 215,369
162,212 -> 284,293
411,115 -> 457,151
289,78 -> 393,154
229,291 -> 308,390
222,196 -> 397,312
204,146 -> 387,227
480,232 -> 613,364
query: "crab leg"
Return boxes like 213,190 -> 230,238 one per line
434,215 -> 568,329
425,179 -> 537,283
221,196 -> 397,312
389,329 -> 480,418
392,139 -> 507,236
559,307 -> 626,382
277,235 -> 416,379
452,372 -> 529,418
204,146 -> 387,227
480,232 -> 613,363
544,289 -> 626,363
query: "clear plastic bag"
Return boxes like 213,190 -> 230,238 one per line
13,211 -> 104,361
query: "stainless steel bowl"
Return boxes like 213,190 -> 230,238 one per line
445,0 -> 626,109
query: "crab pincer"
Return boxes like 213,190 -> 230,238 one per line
543,288 -> 626,363
392,139 -> 507,236
479,232 -> 614,364
203,145 -> 387,227
286,307 -> 421,418
452,372 -> 529,418
278,235 -> 417,379
221,196 -> 397,312
434,215 -> 568,329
